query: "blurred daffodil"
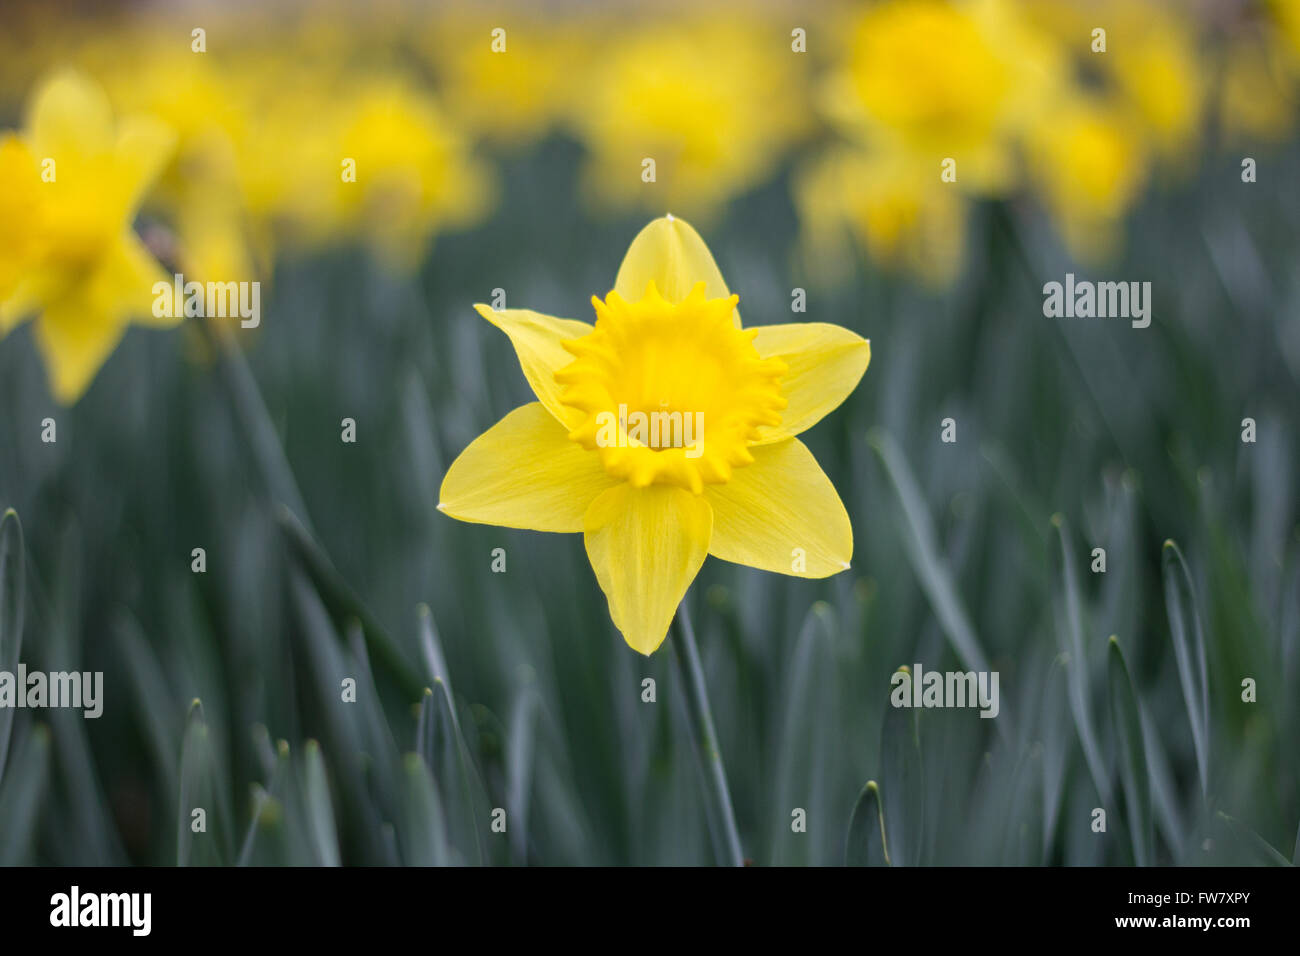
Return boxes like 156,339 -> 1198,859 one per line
331,76 -> 492,269
568,18 -> 809,219
0,134 -> 46,303
822,0 -> 1062,196
428,13 -> 581,148
796,145 -> 968,287
98,32 -> 261,284
1,70 -> 177,403
1220,27 -> 1298,145
1026,94 -> 1148,263
439,217 -> 870,654
1104,2 -> 1204,162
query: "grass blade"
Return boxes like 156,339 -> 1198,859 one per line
301,740 -> 341,866
880,665 -> 924,866
0,509 -> 26,783
177,699 -> 212,866
400,752 -> 451,866
868,429 -> 990,674
426,678 -> 490,866
1216,812 -> 1293,866
506,683 -> 539,865
1050,515 -> 1110,803
0,725 -> 50,864
1161,540 -> 1210,798
771,601 -> 835,865
279,506 -> 424,700
238,737 -> 289,867
845,780 -> 889,866
1107,636 -> 1152,866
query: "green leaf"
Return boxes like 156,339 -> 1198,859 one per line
1161,540 -> 1210,798
238,737 -> 290,867
506,683 -> 539,865
1216,812 -> 1293,866
1107,637 -> 1152,866
0,509 -> 26,784
301,740 -> 341,866
279,507 -> 424,701
771,601 -> 836,865
880,666 -> 924,866
1049,514 -> 1109,803
200,317 -> 312,526
115,611 -> 180,789
424,677 -> 490,866
0,725 -> 50,865
416,603 -> 498,864
177,699 -> 217,866
868,429 -> 990,674
400,752 -> 451,866
846,780 -> 889,866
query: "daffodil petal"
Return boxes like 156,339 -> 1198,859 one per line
613,216 -> 741,326
439,402 -> 617,533
27,70 -> 114,156
473,304 -> 591,429
751,323 -> 870,443
705,438 -> 852,578
114,116 -> 176,213
32,298 -> 127,405
583,483 -> 712,655
99,234 -> 177,327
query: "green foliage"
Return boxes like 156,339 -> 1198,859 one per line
0,151 -> 1296,865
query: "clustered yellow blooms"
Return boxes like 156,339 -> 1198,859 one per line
439,217 -> 870,654
565,14 -> 811,221
805,0 -> 1296,278
1,0 -> 1299,402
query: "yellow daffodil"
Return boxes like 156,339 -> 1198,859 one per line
1104,4 -> 1204,163
1220,29 -> 1298,145
567,18 -> 809,219
1025,95 -> 1148,263
98,32 -> 261,284
330,76 -> 492,269
821,0 -> 1063,196
438,217 -> 870,654
426,12 -> 582,149
796,145 -> 968,287
0,70 -> 177,403
0,134 -> 46,303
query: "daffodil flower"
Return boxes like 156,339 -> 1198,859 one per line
0,70 -> 177,403
439,217 -> 870,654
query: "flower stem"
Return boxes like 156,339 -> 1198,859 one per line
669,601 -> 744,866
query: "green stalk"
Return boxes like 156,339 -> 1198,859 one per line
198,316 -> 312,531
669,601 -> 744,867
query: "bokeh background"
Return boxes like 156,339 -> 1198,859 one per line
0,0 -> 1298,865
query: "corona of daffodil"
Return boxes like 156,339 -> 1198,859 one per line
0,70 -> 177,403
438,217 -> 870,654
